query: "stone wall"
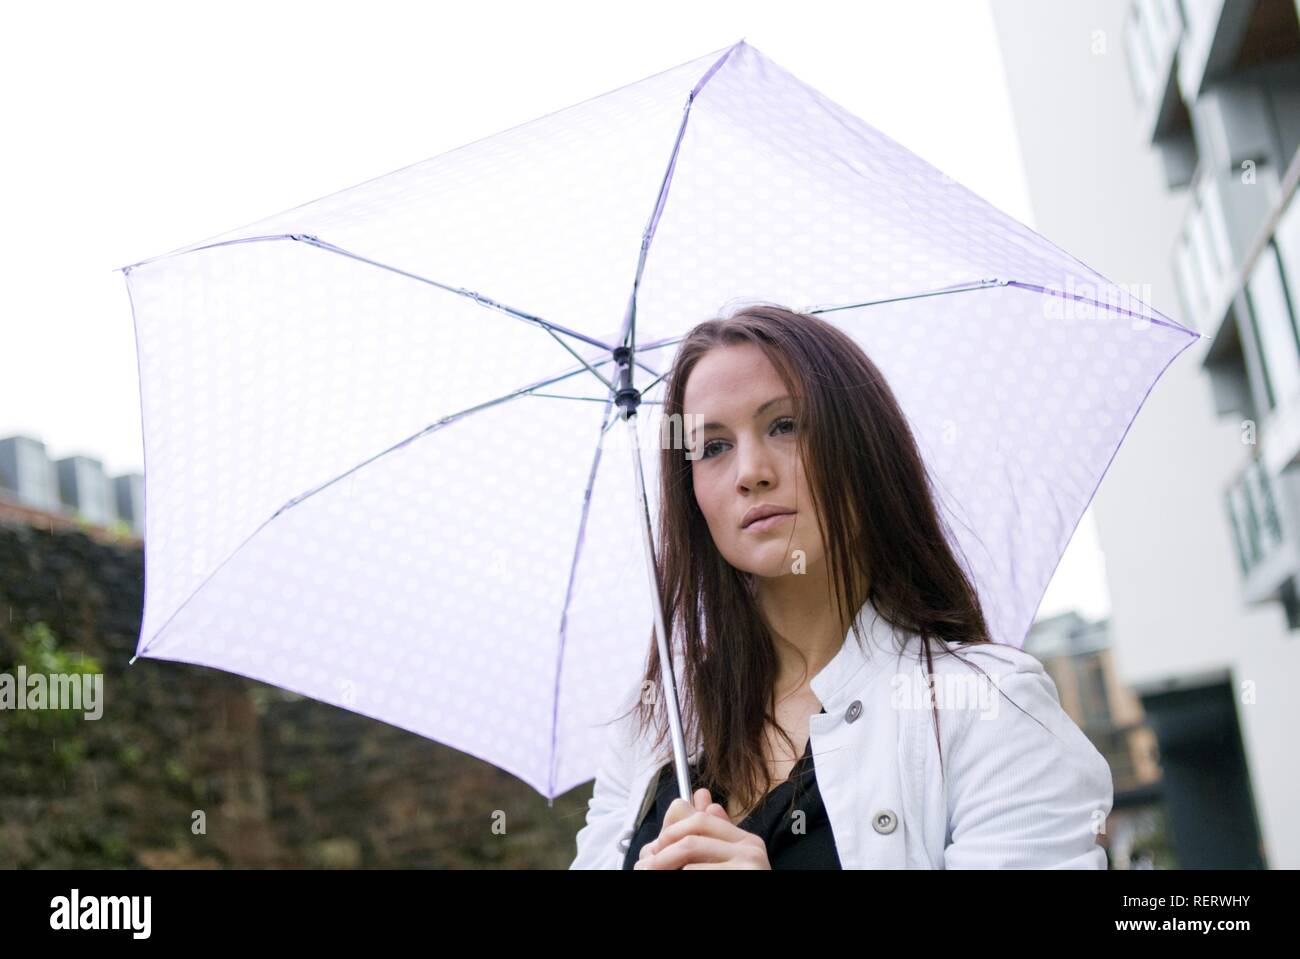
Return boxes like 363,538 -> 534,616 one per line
0,504 -> 589,868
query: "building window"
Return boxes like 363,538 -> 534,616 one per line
1199,176 -> 1234,279
1078,653 -> 1112,730
1225,484 -> 1252,575
1189,210 -> 1221,307
1175,230 -> 1206,319
1276,191 -> 1300,315
1225,455 -> 1286,575
1244,241 -> 1300,410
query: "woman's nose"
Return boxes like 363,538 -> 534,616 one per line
735,442 -> 777,491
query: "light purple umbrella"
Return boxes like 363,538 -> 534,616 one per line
117,39 -> 1200,806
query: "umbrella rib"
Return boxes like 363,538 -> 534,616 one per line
1001,280 -> 1196,335
289,234 -> 617,352
543,326 -> 614,392
811,277 -> 1194,334
633,357 -> 663,380
622,332 -> 687,354
631,273 -> 1197,354
122,244 -> 663,399
806,277 -> 1014,314
268,361 -> 626,517
546,394 -> 618,802
615,41 -> 742,356
528,392 -> 661,404
129,355 -> 622,663
631,278 -> 1014,354
631,274 -> 1196,353
638,368 -> 669,396
122,232 -> 615,354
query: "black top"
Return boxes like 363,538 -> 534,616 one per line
622,707 -> 842,869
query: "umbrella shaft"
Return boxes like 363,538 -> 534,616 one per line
623,413 -> 693,803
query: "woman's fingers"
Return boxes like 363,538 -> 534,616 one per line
649,805 -> 758,857
634,794 -> 769,868
660,787 -> 714,838
636,834 -> 733,869
641,787 -> 731,862
637,832 -> 768,870
661,797 -> 695,832
650,798 -> 701,855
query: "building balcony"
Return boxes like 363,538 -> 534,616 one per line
1177,159 -> 1282,334
1202,169 -> 1300,476
1177,0 -> 1300,103
1126,0 -> 1186,143
1224,453 -> 1300,617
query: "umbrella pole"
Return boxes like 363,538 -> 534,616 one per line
615,348 -> 694,805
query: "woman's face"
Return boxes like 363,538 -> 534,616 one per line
682,343 -> 828,582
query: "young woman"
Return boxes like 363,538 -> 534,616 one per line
570,305 -> 1113,870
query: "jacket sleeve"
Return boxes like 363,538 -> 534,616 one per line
569,687 -> 641,870
940,647 -> 1114,869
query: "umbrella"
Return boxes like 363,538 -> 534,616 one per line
116,39 -> 1201,808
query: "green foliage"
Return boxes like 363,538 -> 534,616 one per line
107,519 -> 134,538
20,621 -> 101,677
95,830 -> 132,865
53,737 -> 88,774
7,621 -> 101,755
164,757 -> 189,786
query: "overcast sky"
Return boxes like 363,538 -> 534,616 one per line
0,0 -> 1110,622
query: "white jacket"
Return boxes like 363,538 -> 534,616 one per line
570,598 -> 1113,869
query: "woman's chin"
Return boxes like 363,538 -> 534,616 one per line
740,558 -> 797,581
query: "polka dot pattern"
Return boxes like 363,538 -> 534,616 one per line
124,40 -> 1200,799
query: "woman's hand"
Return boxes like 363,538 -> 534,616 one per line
634,787 -> 772,870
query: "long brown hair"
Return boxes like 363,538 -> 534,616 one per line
624,304 -> 1011,821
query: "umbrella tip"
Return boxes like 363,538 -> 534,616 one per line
128,653 -> 138,666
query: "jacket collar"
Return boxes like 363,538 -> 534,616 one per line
807,595 -> 902,713
671,595 -> 904,764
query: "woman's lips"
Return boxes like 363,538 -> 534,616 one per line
744,512 -> 795,533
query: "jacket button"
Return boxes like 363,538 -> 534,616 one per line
872,809 -> 898,835
845,700 -> 863,723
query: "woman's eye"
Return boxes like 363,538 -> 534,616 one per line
696,417 -> 796,460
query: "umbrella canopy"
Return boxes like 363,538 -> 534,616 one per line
118,39 -> 1200,802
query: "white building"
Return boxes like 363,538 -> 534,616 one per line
991,0 -> 1300,867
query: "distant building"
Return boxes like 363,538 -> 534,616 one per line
0,435 -> 60,512
1025,612 -> 1165,868
0,434 -> 143,536
54,455 -> 115,527
114,473 -> 145,536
